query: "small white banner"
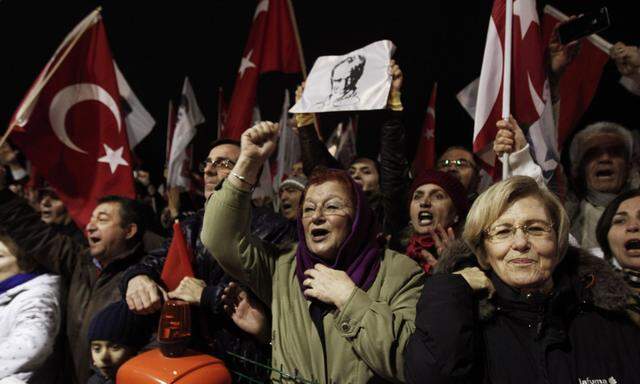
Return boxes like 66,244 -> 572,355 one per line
290,40 -> 396,113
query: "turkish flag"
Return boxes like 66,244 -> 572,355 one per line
216,87 -> 228,140
542,5 -> 611,149
473,0 -> 558,179
161,221 -> 195,292
412,83 -> 437,175
223,0 -> 303,140
8,10 -> 135,228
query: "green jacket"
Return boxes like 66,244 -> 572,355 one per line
201,182 -> 424,383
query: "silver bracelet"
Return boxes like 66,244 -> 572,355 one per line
230,171 -> 254,189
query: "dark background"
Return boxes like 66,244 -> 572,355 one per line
1,0 -> 637,181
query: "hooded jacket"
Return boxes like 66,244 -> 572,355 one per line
404,240 -> 640,384
0,273 -> 61,384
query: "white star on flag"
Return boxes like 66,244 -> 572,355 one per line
238,50 -> 256,78
514,0 -> 539,39
98,144 -> 129,174
253,0 -> 269,20
425,128 -> 435,140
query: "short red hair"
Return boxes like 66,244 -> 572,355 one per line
305,167 -> 356,206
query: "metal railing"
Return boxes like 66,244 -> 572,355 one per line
226,352 -> 319,384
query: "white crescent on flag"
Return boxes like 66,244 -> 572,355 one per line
48,83 -> 122,154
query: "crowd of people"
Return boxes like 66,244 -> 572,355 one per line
1,27 -> 640,384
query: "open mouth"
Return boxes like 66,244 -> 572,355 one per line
595,169 -> 614,178
310,228 -> 330,242
282,202 -> 292,210
624,239 -> 640,251
418,211 -> 433,226
88,236 -> 101,246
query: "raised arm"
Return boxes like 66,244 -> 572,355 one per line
0,189 -> 86,278
201,122 -> 282,305
380,61 -> 411,247
494,116 -> 545,186
294,83 -> 342,175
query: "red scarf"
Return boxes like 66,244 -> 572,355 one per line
406,234 -> 436,274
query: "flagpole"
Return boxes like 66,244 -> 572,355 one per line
217,87 -> 223,139
286,0 -> 307,78
2,7 -> 102,148
166,100 -> 174,168
285,0 -> 323,140
501,0 -> 512,180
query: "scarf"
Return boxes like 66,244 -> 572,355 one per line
406,234 -> 436,274
295,177 -> 381,299
586,189 -> 618,208
0,272 -> 41,295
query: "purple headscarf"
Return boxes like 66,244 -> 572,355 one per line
295,173 -> 381,296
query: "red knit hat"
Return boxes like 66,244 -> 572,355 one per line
409,170 -> 470,217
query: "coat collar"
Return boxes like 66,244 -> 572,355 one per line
435,240 -> 638,322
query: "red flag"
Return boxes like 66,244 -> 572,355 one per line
223,0 -> 303,140
161,221 -> 195,291
217,87 -> 229,140
542,5 -> 611,149
8,10 -> 135,228
473,0 -> 557,179
413,83 -> 437,174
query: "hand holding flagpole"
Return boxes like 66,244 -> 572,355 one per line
501,0 -> 512,180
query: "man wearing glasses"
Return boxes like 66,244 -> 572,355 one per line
436,147 -> 480,200
120,139 -> 293,369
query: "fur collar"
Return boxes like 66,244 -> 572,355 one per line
435,240 -> 638,321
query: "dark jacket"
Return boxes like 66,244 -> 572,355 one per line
298,111 -> 409,240
119,206 -> 295,376
404,240 -> 640,384
0,189 -> 146,384
86,366 -> 113,384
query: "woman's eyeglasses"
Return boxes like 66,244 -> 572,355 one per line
437,159 -> 474,169
484,221 -> 555,243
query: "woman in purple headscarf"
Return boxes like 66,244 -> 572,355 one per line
202,121 -> 424,384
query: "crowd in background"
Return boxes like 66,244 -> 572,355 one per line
1,20 -> 640,384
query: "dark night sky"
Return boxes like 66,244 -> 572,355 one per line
1,0 -> 637,180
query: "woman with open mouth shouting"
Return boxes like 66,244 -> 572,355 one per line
406,170 -> 469,273
597,189 -> 640,319
201,121 -> 424,383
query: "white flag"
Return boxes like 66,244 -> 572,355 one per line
290,40 -> 395,113
167,77 -> 205,188
114,61 -> 155,149
274,90 -> 301,193
326,116 -> 357,168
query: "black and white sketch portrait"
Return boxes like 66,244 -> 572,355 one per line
327,55 -> 366,107
290,40 -> 396,113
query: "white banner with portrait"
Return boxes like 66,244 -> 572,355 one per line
290,40 -> 396,113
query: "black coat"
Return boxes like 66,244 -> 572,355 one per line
404,240 -> 640,384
